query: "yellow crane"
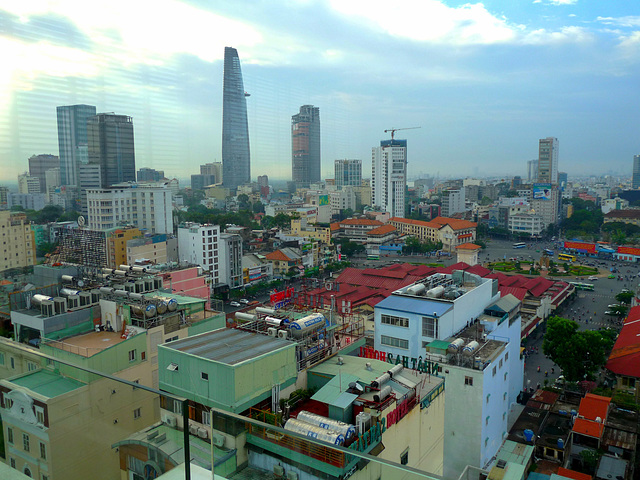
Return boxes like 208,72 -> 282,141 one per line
384,126 -> 421,140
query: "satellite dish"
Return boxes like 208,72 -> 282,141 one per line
77,216 -> 86,227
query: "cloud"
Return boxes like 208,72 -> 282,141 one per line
328,0 -> 517,45
523,26 -> 593,45
597,16 -> 640,28
547,0 -> 577,5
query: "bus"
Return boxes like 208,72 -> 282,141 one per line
513,242 -> 526,249
367,255 -> 380,261
570,282 -> 594,291
558,253 -> 576,262
543,249 -> 554,256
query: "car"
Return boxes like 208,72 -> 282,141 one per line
239,299 -> 250,305
608,304 -> 621,308
588,276 -> 598,281
604,311 -> 613,315
229,301 -> 241,307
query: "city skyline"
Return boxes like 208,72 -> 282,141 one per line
0,1 -> 639,184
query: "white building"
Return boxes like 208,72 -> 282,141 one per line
18,173 -> 41,195
374,273 -> 524,479
372,139 -> 406,218
441,188 -> 466,217
531,185 -> 561,227
86,183 -> 173,233
8,193 -> 46,211
602,197 -> 629,214
218,232 -> 243,288
508,213 -> 544,236
329,187 -> 356,215
177,223 -> 220,283
537,137 -> 558,185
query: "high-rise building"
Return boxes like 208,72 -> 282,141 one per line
334,159 -> 362,189
222,47 -> 250,191
137,167 -> 165,182
526,159 -> 538,183
200,162 -> 223,183
0,211 -> 35,272
18,173 -> 41,194
558,172 -> 568,189
633,155 -> 640,189
219,232 -> 243,288
28,154 -> 59,193
87,113 -> 136,188
56,104 -> 97,186
372,139 -> 407,218
537,137 -> 558,184
177,223 -> 220,283
291,105 -> 321,187
441,188 -> 466,217
257,175 -> 269,187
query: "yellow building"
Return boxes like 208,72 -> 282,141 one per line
0,212 -> 35,272
290,217 -> 331,244
389,216 -> 477,252
126,235 -> 169,265
107,227 -> 142,268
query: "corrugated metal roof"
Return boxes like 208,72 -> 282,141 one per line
9,370 -> 85,398
311,373 -> 360,408
165,328 -> 294,365
375,295 -> 452,317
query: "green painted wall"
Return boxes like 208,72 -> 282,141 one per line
187,313 -> 225,336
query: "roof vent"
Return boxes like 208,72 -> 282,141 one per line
365,362 -> 372,371
337,356 -> 344,365
496,459 -> 507,469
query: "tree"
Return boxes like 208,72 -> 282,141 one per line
616,291 -> 634,305
543,316 -> 615,381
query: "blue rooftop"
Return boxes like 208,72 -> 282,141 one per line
375,295 -> 452,317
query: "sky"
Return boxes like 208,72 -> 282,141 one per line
0,0 -> 639,185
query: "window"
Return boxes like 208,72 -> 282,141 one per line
486,416 -> 490,426
201,372 -> 209,381
42,475 -> 49,480
484,438 -> 489,447
400,448 -> 409,465
622,377 -> 636,388
504,392 -> 507,401
10,357 -> 14,369
464,376 -> 473,386
0,352 -> 4,365
134,408 -> 141,419
202,410 -> 211,426
128,349 -> 136,362
486,394 -> 490,404
23,433 -> 30,452
173,400 -> 183,415
141,351 -> 146,361
499,359 -> 503,369
381,314 -> 409,328
421,317 -> 438,337
504,372 -> 508,381
10,457 -> 15,468
39,442 -> 46,460
380,335 -> 409,350
35,406 -> 45,424
7,427 -> 13,444
492,366 -> 496,376
5,397 -> 13,408
505,352 -> 509,361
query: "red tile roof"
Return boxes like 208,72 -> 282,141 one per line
578,393 -> 611,422
456,242 -> 481,250
430,216 -> 477,230
330,222 -> 341,232
340,218 -> 383,226
265,250 -> 292,262
438,262 -> 470,274
557,467 -> 592,480
607,306 -> 640,378
388,217 -> 440,228
466,264 -> 491,277
366,224 -> 397,236
500,287 -> 528,301
523,276 -> 556,297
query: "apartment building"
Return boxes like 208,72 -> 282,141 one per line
177,223 -> 220,284
0,212 -> 36,272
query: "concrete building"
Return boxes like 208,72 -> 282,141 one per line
56,104 -> 97,187
86,183 -> 173,234
374,274 -> 523,478
126,234 -> 171,265
537,137 -> 559,185
28,154 -> 59,193
107,227 -> 143,268
508,213 -> 544,236
335,159 -> 362,189
526,159 -> 538,183
257,174 -> 268,187
0,212 -> 35,272
372,139 -> 407,218
8,193 -> 46,212
265,248 -> 302,277
18,173 -> 41,195
292,105 -> 321,187
222,47 -> 251,191
441,188 -> 466,217
531,185 -> 562,226
218,233 -> 243,289
44,168 -> 61,203
137,167 -> 165,182
633,155 -> 640,190
177,223 -> 220,283
87,113 -> 136,189
242,253 -> 273,285
389,216 -> 477,252
0,186 -> 8,210
330,187 -> 357,216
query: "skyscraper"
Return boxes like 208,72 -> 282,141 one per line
222,46 -> 251,191
292,105 -> 321,187
28,154 -> 59,193
335,159 -> 362,189
372,139 -> 407,218
633,155 -> 640,189
87,113 -> 136,188
526,159 -> 538,183
537,137 -> 558,184
57,104 -> 97,186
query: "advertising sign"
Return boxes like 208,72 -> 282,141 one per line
533,183 -> 552,200
270,287 -> 295,307
319,194 -> 329,206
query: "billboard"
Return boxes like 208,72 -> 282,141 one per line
319,194 -> 329,206
532,183 -> 552,201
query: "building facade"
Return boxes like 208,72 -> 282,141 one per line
56,104 -> 97,187
18,173 -> 41,195
441,188 -> 466,217
28,154 -> 59,193
222,47 -> 251,191
335,159 -> 361,189
177,223 -> 220,283
537,137 -> 558,185
218,233 -> 243,289
86,183 -> 173,234
372,139 -> 407,218
292,105 -> 321,187
87,113 -> 136,188
633,154 -> 640,190
137,167 -> 165,182
527,159 -> 538,183
0,212 -> 35,272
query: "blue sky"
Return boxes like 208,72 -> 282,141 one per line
1,0 -> 639,184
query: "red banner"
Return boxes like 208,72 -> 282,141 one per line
564,241 -> 596,253
270,287 -> 295,304
618,246 -> 640,256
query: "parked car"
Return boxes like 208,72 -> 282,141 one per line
608,274 -> 616,279
239,298 -> 250,305
588,276 -> 598,281
608,304 -> 621,308
229,301 -> 241,307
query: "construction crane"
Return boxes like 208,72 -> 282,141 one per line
384,126 -> 421,140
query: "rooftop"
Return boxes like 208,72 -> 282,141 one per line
163,328 -> 294,365
7,369 -> 85,398
45,330 -> 129,357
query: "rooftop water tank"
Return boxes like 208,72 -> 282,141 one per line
447,338 -> 465,353
373,385 -> 392,403
462,340 -> 479,357
407,283 -> 426,295
284,418 -> 345,446
31,294 -> 53,308
296,411 -> 356,440
523,429 -> 534,442
371,373 -> 390,389
426,286 -> 445,298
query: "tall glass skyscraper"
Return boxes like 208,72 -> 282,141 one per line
292,105 -> 321,187
57,104 -> 97,186
222,47 -> 251,191
87,113 -> 136,188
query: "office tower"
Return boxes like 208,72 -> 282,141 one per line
537,137 -> 558,184
222,47 -> 251,191
633,155 -> 640,189
526,159 -> 538,183
18,173 -> 41,194
441,188 -> 466,217
335,159 -> 362,189
57,104 -> 97,186
137,167 -> 165,182
29,154 -> 59,193
87,113 -> 136,188
292,105 -> 321,187
257,175 -> 268,187
558,172 -> 568,189
372,139 -> 407,218
201,162 -> 223,183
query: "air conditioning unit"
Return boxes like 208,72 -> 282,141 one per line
273,465 -> 285,477
197,427 -> 208,439
286,472 -> 298,480
163,415 -> 177,427
189,424 -> 198,435
278,330 -> 288,340
268,328 -> 277,337
211,432 -> 225,448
